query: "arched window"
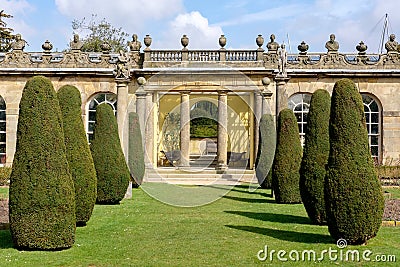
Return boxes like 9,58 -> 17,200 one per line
0,97 -> 5,164
362,94 -> 381,163
288,93 -> 311,146
87,93 -> 117,142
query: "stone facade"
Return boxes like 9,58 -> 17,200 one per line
0,34 -> 399,168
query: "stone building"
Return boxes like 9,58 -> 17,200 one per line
0,34 -> 399,183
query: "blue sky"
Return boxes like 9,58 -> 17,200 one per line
3,0 -> 400,53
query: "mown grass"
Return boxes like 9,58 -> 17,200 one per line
0,187 -> 8,199
0,184 -> 399,266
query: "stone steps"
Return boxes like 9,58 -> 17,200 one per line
144,168 -> 257,185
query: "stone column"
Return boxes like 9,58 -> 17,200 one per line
135,78 -> 147,142
116,79 -> 129,153
217,91 -> 228,171
254,91 -> 263,165
145,92 -> 154,168
275,76 -> 290,115
179,91 -> 190,168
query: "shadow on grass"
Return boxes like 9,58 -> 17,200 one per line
0,230 -> 13,249
222,195 -> 276,204
225,211 -> 311,225
226,225 -> 333,244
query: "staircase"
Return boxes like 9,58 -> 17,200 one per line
144,167 -> 257,185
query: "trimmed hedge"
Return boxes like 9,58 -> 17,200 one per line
128,112 -> 145,187
90,103 -> 130,204
9,76 -> 75,250
58,85 -> 97,226
255,114 -> 276,189
272,109 -> 302,203
300,89 -> 330,225
325,78 -> 384,245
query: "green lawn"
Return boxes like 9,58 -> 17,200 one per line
0,187 -> 8,199
384,187 -> 400,199
0,184 -> 399,266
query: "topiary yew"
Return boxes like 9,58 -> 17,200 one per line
58,85 -> 97,226
272,108 -> 302,203
90,103 -> 130,204
9,76 -> 75,250
325,78 -> 384,245
128,112 -> 145,187
255,113 -> 276,189
300,89 -> 330,225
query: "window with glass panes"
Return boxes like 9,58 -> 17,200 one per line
288,93 -> 311,146
362,94 -> 381,163
87,93 -> 117,142
0,97 -> 5,164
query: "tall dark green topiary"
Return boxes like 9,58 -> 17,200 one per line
90,103 -> 130,204
325,78 -> 384,245
9,76 -> 75,250
128,112 -> 145,187
255,114 -> 276,189
272,108 -> 302,203
300,89 -> 331,225
57,85 -> 97,226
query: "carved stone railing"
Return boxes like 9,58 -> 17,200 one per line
1,48 -> 400,74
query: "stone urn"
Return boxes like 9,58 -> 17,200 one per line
42,40 -> 53,53
219,35 -> 227,49
181,35 -> 189,50
356,41 -> 368,55
256,34 -> 264,48
100,42 -> 111,53
144,35 -> 152,50
298,41 -> 309,55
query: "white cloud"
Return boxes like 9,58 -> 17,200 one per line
55,0 -> 184,33
0,0 -> 35,40
155,11 -> 224,49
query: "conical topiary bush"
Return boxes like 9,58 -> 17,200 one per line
90,103 -> 130,204
9,76 -> 76,250
300,89 -> 330,225
58,85 -> 97,226
128,112 -> 145,187
255,113 -> 276,189
325,78 -> 384,245
272,108 -> 302,204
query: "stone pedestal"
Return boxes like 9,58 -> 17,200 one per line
275,76 -> 290,115
179,91 -> 190,167
217,91 -> 228,171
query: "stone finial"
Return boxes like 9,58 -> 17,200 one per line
385,34 -> 398,53
262,77 -> 271,86
181,35 -> 189,50
256,34 -> 264,49
100,41 -> 111,53
42,40 -> 53,53
219,35 -> 227,49
70,34 -> 83,51
267,34 -> 279,53
325,34 -> 339,53
137,76 -> 146,86
356,41 -> 368,55
128,34 -> 141,52
298,41 -> 309,55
